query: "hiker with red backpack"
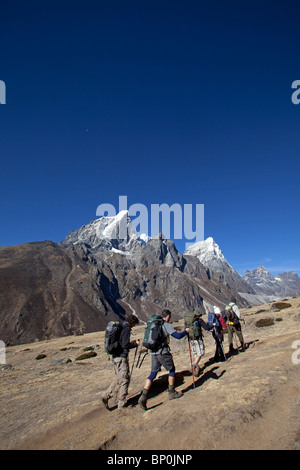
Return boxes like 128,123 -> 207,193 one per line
208,306 -> 227,362
138,309 -> 189,411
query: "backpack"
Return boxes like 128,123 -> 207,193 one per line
105,321 -> 123,355
207,313 -> 220,329
225,306 -> 238,324
143,315 -> 165,352
184,312 -> 202,340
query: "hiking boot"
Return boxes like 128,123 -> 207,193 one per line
138,389 -> 148,410
193,364 -> 201,377
168,386 -> 183,400
118,400 -> 127,410
101,394 -> 110,410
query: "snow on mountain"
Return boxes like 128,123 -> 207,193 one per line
184,237 -> 235,274
243,265 -> 286,296
184,237 -> 255,297
63,211 -> 300,305
62,210 -> 142,253
274,271 -> 300,294
244,266 -> 300,297
139,233 -> 152,245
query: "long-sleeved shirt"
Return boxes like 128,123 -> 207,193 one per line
151,321 -> 188,355
115,323 -> 138,358
196,317 -> 213,332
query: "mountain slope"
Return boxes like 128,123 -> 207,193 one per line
274,271 -> 300,295
184,237 -> 255,299
0,242 -> 123,345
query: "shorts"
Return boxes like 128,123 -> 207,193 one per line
190,339 -> 205,357
151,350 -> 175,373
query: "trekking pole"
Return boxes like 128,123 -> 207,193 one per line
187,335 -> 195,389
241,318 -> 247,348
136,350 -> 148,368
136,349 -> 143,368
130,344 -> 139,379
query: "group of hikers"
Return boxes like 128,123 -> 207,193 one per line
101,297 -> 246,412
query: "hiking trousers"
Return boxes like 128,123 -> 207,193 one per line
103,357 -> 130,409
227,323 -> 244,347
212,330 -> 226,361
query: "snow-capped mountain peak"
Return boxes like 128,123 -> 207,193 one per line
184,237 -> 228,267
184,236 -> 255,298
62,210 -> 141,252
139,233 -> 152,244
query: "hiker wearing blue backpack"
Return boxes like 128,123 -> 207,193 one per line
102,314 -> 140,411
138,309 -> 189,411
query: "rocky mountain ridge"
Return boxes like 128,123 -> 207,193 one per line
243,265 -> 300,297
184,237 -> 254,297
0,211 -> 299,346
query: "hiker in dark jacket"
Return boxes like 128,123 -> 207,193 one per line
102,314 -> 140,411
223,300 -> 245,352
138,309 -> 189,411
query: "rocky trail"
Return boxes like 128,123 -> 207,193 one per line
1,298 -> 300,450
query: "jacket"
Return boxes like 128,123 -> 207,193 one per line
114,323 -> 138,358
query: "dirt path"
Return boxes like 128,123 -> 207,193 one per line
1,298 -> 300,450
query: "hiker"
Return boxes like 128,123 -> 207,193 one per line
223,298 -> 245,353
185,311 -> 213,376
227,297 -> 242,320
138,309 -> 189,410
210,306 -> 227,362
102,314 -> 140,411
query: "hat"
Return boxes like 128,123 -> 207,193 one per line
194,309 -> 203,317
213,306 -> 221,314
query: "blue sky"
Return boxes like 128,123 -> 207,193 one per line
0,0 -> 300,275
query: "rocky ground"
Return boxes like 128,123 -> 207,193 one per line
1,297 -> 300,450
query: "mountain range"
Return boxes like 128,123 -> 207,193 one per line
243,265 -> 300,298
0,211 -> 299,345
